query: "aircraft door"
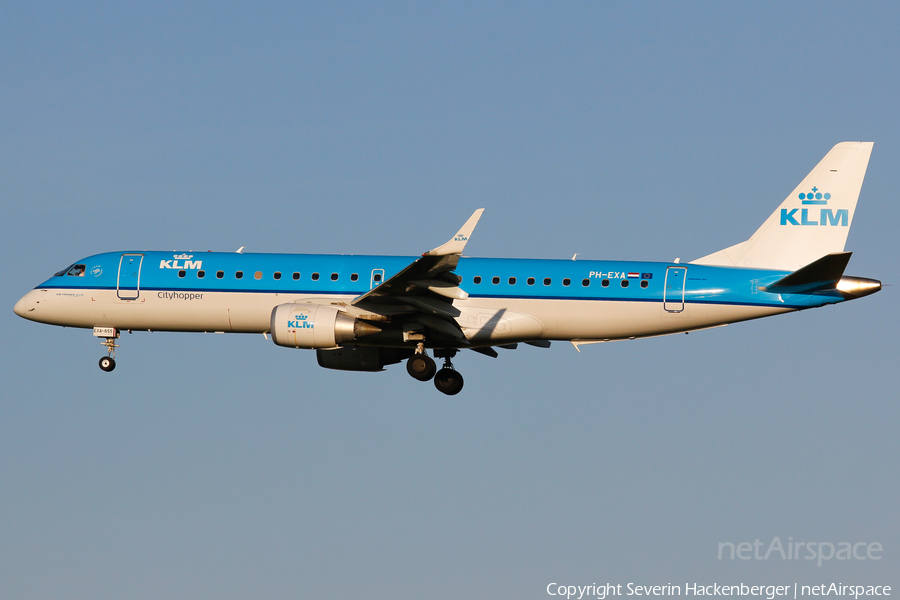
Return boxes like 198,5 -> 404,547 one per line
370,268 -> 385,290
663,266 -> 687,312
117,254 -> 143,300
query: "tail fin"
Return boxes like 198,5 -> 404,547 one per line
692,142 -> 873,271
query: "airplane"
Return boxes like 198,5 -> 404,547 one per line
14,142 -> 881,395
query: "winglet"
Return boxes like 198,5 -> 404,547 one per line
425,209 -> 485,256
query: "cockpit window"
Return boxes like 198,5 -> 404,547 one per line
54,264 -> 75,277
66,264 -> 86,277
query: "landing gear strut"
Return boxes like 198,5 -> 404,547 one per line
97,330 -> 119,372
433,351 -> 464,396
406,343 -> 436,381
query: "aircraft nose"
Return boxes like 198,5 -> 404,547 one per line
13,292 -> 35,318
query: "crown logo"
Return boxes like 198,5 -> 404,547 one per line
174,253 -> 194,260
798,187 -> 831,204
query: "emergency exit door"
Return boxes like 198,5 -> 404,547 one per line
370,268 -> 385,290
663,266 -> 686,312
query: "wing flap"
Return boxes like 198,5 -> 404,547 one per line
411,314 -> 468,341
411,279 -> 469,300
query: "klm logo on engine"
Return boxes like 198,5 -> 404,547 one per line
780,187 -> 848,227
159,253 -> 203,270
287,314 -> 314,329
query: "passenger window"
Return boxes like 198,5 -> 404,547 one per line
621,280 -> 629,288
216,271 -> 224,279
292,272 -> 300,280
197,270 -> 205,278
582,279 -> 590,287
562,278 -> 571,287
351,273 -> 359,282
312,273 -> 320,281
640,280 -> 649,288
509,277 -> 516,285
601,279 -> 610,287
527,277 -> 535,286
273,272 -> 281,280
373,273 -> 382,282
235,271 -> 243,279
473,276 -> 482,284
331,273 -> 339,281
178,270 -> 186,278
492,276 -> 500,284
254,271 -> 262,280
67,264 -> 86,277
543,278 -> 551,286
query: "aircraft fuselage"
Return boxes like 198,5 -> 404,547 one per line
15,251 -> 852,344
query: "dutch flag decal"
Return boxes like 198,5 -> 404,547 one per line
627,272 -> 640,278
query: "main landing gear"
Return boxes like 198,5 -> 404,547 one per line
433,358 -> 464,396
406,345 -> 464,395
406,344 -> 437,382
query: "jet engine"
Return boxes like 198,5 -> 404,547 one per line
270,303 -> 380,349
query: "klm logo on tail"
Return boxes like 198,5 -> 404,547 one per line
781,187 -> 848,227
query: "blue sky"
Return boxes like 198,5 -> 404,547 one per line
2,2 -> 898,598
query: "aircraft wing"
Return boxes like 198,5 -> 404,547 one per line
351,209 -> 484,341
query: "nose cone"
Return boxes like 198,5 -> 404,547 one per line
13,291 -> 38,320
14,294 -> 28,317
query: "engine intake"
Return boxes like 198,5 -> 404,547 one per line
270,303 -> 380,349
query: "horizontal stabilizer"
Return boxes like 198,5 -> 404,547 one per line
763,252 -> 852,294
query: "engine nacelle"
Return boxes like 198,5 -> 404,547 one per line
270,303 -> 378,349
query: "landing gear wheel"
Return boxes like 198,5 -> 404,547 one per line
98,334 -> 120,372
407,354 -> 437,381
434,368 -> 464,395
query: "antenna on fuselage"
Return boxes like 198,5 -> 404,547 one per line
236,246 -> 245,254
572,253 -> 580,260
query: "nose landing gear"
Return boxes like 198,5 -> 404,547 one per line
94,327 -> 120,372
